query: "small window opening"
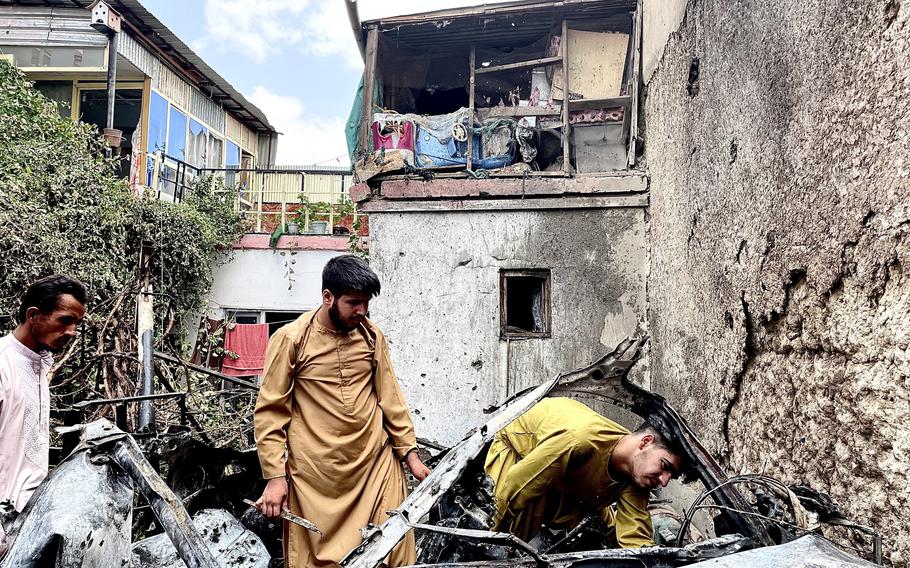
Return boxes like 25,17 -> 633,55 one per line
501,270 -> 551,339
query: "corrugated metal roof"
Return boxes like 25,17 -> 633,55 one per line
6,0 -> 275,134
0,6 -> 107,47
363,0 -> 636,51
366,0 -> 635,26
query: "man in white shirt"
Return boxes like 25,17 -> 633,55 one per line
0,275 -> 86,546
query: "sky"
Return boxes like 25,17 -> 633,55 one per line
140,0 -> 513,167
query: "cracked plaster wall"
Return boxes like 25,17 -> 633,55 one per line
369,208 -> 648,446
644,0 -> 910,563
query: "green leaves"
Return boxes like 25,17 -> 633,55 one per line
0,60 -> 242,360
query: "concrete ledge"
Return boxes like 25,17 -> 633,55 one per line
358,194 -> 648,213
374,173 -> 648,201
233,234 -> 351,251
352,173 -> 648,203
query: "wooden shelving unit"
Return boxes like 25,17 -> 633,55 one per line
356,7 -> 644,177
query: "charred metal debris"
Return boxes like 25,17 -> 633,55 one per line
0,337 -> 883,567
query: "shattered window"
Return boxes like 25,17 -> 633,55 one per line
500,269 -> 551,338
207,134 -> 223,169
188,119 -> 208,169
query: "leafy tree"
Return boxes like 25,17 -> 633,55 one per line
0,60 -> 244,421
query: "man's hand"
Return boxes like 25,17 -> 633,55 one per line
256,477 -> 288,518
405,451 -> 431,481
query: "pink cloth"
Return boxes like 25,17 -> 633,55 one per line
222,323 -> 269,377
0,333 -> 53,543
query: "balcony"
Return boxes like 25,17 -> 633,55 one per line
145,152 -> 366,239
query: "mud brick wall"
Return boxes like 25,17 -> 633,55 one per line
644,0 -> 910,563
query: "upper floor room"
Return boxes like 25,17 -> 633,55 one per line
0,0 -> 279,199
350,0 -> 642,183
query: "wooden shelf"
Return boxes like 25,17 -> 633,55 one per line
483,106 -> 562,118
480,97 -> 631,119
568,96 -> 632,111
475,55 -> 561,75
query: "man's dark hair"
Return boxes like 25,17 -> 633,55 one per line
635,420 -> 689,477
18,275 -> 87,323
322,255 -> 381,298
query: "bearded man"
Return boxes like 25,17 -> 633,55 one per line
254,255 -> 429,568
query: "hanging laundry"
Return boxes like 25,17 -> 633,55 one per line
222,323 -> 269,377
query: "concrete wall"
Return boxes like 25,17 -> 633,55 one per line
369,207 -> 649,446
642,0 -> 687,82
210,241 -> 348,313
644,0 -> 910,563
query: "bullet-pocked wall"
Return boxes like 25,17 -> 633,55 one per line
643,0 -> 910,563
368,207 -> 649,446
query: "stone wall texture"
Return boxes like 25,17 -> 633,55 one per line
644,0 -> 910,564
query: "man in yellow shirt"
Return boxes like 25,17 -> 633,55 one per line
254,255 -> 430,567
484,397 -> 685,548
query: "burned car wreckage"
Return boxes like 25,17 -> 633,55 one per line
0,338 -> 881,567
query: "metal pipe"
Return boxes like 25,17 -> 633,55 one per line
346,0 -> 365,60
105,29 -> 119,158
112,436 -> 218,568
137,243 -> 155,431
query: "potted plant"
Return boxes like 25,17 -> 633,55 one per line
297,195 -> 343,235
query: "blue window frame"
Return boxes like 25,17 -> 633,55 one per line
167,106 -> 187,161
225,140 -> 241,167
188,118 -> 208,168
148,91 -> 168,154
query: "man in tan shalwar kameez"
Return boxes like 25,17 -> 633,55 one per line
254,255 -> 430,568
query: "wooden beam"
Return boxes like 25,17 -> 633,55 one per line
359,26 -> 380,158
153,351 -> 258,390
568,95 -> 632,111
467,46 -> 476,171
561,19 -> 571,174
485,106 -> 561,118
475,55 -> 562,75
139,75 -> 151,186
628,0 -> 643,168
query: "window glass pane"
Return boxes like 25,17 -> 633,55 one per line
167,106 -> 187,161
225,140 -> 241,167
148,91 -> 168,153
207,135 -> 223,168
34,81 -> 73,118
187,118 -> 208,168
0,45 -> 105,68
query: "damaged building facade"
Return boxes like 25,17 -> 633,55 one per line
643,0 -> 910,564
349,0 -> 650,446
350,0 -> 909,563
0,0 -> 367,356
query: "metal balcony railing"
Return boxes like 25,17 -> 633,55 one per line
145,153 -> 363,235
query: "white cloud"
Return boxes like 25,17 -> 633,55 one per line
248,86 -> 350,167
195,0 -> 307,63
358,0 -> 513,21
196,0 -> 361,68
195,0 -> 516,67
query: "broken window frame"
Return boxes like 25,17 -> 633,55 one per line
360,2 -> 644,176
500,269 -> 552,339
